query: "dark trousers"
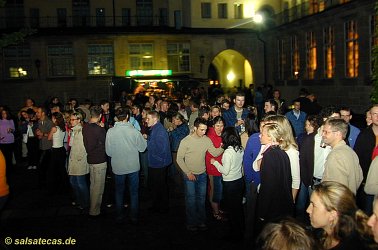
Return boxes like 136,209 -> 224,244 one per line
48,147 -> 68,194
244,181 -> 258,245
148,166 -> 169,211
223,177 -> 245,240
26,137 -> 39,166
38,149 -> 51,188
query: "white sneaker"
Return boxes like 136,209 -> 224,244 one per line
27,166 -> 33,170
32,166 -> 37,169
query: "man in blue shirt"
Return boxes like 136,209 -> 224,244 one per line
285,99 -> 307,138
340,107 -> 360,149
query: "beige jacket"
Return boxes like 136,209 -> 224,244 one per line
68,124 -> 89,176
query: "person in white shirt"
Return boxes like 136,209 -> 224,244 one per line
211,127 -> 244,241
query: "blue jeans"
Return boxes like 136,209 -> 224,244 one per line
139,151 -> 148,187
70,175 -> 89,209
183,172 -> 207,226
114,171 -> 139,221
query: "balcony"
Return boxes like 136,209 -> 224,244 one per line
0,15 -> 169,30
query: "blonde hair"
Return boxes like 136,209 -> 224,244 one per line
263,123 -> 283,145
314,181 -> 374,249
256,219 -> 317,250
264,115 -> 298,151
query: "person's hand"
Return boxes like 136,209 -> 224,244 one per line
236,119 -> 244,126
142,134 -> 148,139
99,122 -> 105,128
187,173 -> 196,181
210,158 -> 216,164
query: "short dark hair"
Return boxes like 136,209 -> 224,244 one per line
265,99 -> 278,111
89,105 -> 102,118
194,117 -> 208,128
115,107 -> 131,122
319,105 -> 340,120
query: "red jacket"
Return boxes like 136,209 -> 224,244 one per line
205,127 -> 222,176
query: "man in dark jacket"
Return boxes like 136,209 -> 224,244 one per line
145,110 -> 172,213
83,105 -> 107,217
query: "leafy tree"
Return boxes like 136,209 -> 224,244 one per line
0,0 -> 35,49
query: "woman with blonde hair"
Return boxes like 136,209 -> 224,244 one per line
263,114 -> 300,201
307,181 -> 376,249
256,219 -> 318,250
256,123 -> 294,231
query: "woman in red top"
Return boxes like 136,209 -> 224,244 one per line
205,116 -> 225,220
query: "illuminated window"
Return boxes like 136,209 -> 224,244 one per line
201,2 -> 211,18
48,44 -> 74,77
167,43 -> 190,72
88,44 -> 114,75
291,36 -> 300,79
277,39 -> 286,80
324,26 -> 335,78
218,3 -> 227,19
3,45 -> 31,79
234,3 -> 243,19
309,0 -> 325,14
129,43 -> 154,70
370,15 -> 378,74
345,20 -> 358,78
306,31 -> 317,79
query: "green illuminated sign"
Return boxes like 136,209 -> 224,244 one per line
126,70 -> 172,77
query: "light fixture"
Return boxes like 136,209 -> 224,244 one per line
227,72 -> 235,81
253,13 -> 263,24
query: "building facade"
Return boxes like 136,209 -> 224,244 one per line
0,0 -> 375,113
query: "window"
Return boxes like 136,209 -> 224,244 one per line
345,20 -> 358,78
159,8 -> 168,26
96,8 -> 105,27
167,43 -> 191,72
291,36 -> 300,79
47,44 -> 74,77
30,8 -> 39,28
122,8 -> 131,26
324,26 -> 335,78
57,8 -> 67,27
234,3 -> 243,19
137,0 -> 153,26
218,3 -> 227,19
72,0 -> 90,27
309,0 -> 325,14
201,3 -> 211,18
306,31 -> 317,79
370,15 -> 378,74
3,45 -> 32,79
88,44 -> 114,75
277,39 -> 285,80
129,44 -> 154,69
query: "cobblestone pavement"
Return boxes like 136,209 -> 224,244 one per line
0,163 -> 247,250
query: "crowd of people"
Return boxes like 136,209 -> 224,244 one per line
1,87 -> 378,249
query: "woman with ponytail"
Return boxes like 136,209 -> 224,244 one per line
307,181 -> 377,249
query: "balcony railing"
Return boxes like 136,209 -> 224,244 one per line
0,15 -> 169,30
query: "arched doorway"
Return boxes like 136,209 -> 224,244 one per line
209,49 -> 253,93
